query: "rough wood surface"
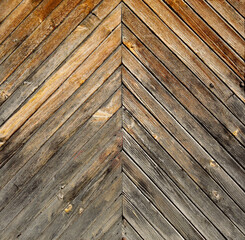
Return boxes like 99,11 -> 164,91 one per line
0,0 -> 244,239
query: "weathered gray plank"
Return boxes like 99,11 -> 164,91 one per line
122,50 -> 245,207
123,126 -> 245,238
37,155 -> 122,240
100,217 -> 122,240
122,219 -> 143,240
0,93 -> 122,233
123,174 -> 184,240
123,88 -> 245,238
80,196 -> 122,240
0,112 -> 122,238
123,197 -> 164,240
121,152 -> 205,240
123,108 -> 245,213
58,177 -> 122,239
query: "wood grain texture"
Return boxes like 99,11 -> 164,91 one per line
0,0 -> 244,239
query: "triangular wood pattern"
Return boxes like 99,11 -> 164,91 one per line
0,0 -> 244,239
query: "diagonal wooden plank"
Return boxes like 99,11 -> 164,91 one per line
0,8 -> 121,146
0,90 -> 122,232
122,87 -> 245,238
122,60 -> 245,189
0,65 -> 121,192
123,196 -> 164,240
0,0 -> 65,66
37,154 -> 121,240
19,153 -> 122,240
100,217 -> 122,240
162,0 -> 244,79
122,24 -> 245,167
204,0 -> 245,38
0,1 -> 244,239
122,48 -> 245,205
0,0 -> 23,22
58,175 -> 122,239
226,0 -> 245,17
122,219 -> 144,240
0,47 -> 121,169
123,173 -> 184,240
123,106 -> 245,213
121,151 -> 206,240
0,0 -> 121,108
0,87 -> 121,222
0,0 -> 47,45
123,0 -> 245,104
184,0 -> 245,58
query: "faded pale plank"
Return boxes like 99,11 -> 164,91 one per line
0,1 -> 244,239
121,152 -> 205,240
123,0 -> 245,103
123,174 -> 184,240
0,15 -> 121,147
123,89 -> 245,238
0,73 -> 121,223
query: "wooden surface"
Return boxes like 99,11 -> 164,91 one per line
0,0 -> 244,239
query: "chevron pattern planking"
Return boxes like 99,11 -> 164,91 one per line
0,0 -> 244,239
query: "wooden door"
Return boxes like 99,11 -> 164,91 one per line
0,0 -> 244,239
